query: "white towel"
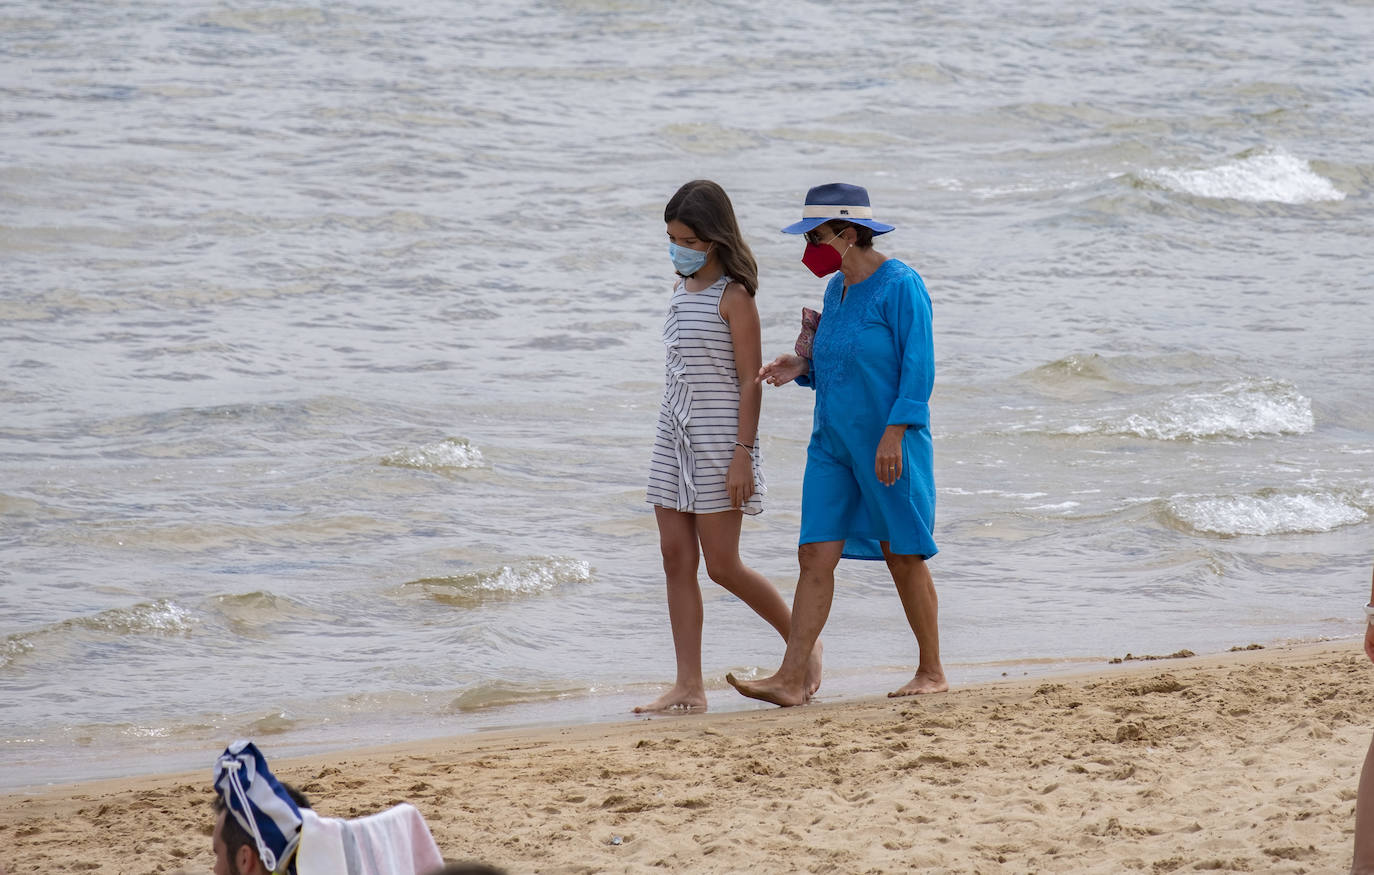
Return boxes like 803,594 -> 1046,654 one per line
297,803 -> 444,875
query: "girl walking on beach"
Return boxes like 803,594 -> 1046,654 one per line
638,179 -> 820,713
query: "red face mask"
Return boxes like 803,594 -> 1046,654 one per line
801,229 -> 850,277
802,242 -> 842,277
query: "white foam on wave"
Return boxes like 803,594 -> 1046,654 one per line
3,600 -> 197,670
1145,150 -> 1345,204
1110,379 -> 1313,441
382,437 -> 484,470
76,600 -> 198,636
479,558 -> 592,596
410,557 -> 593,605
1028,501 -> 1080,512
1168,491 -> 1367,537
0,636 -> 35,670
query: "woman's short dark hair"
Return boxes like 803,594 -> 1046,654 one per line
831,221 -> 875,250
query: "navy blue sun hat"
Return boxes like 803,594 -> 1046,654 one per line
781,182 -> 895,235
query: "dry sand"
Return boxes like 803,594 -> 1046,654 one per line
3,642 -> 1371,874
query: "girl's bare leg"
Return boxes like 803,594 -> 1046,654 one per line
696,511 -> 822,695
635,507 -> 708,712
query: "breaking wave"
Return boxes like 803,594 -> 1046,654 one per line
1093,379 -> 1313,441
1,599 -> 197,670
69,600 -> 198,635
1164,490 -> 1367,537
382,437 -> 485,471
406,557 -> 592,606
1143,150 -> 1345,204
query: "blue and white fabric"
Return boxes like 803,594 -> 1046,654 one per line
214,740 -> 304,874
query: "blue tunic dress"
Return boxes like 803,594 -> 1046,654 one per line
796,259 -> 937,560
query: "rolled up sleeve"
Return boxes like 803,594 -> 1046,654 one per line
885,274 -> 934,428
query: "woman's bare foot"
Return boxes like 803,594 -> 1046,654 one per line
726,672 -> 809,707
633,685 -> 707,713
806,641 -> 824,697
887,668 -> 948,698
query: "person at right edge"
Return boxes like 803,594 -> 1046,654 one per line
1353,563 -> 1374,874
728,182 -> 947,707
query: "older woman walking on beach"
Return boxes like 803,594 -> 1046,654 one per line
728,182 -> 946,707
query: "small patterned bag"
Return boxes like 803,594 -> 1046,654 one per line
794,307 -> 822,358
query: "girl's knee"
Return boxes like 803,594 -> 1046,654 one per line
703,560 -> 742,587
660,544 -> 698,575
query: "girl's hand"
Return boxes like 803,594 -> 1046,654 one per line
758,354 -> 808,386
1365,619 -> 1374,665
727,447 -> 755,508
875,425 -> 906,486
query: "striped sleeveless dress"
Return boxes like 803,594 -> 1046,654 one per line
646,275 -> 765,515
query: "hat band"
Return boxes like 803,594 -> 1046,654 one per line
802,204 -> 874,220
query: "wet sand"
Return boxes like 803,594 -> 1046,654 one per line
3,641 -> 1370,874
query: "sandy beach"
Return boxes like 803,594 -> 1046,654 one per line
3,641 -> 1370,874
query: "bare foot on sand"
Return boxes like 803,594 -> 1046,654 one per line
887,669 -> 949,698
633,685 -> 707,713
806,641 -> 824,697
726,672 -> 809,707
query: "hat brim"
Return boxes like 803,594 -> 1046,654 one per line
781,217 -> 895,235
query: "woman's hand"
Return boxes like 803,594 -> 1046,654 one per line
875,424 -> 907,486
758,354 -> 808,387
728,447 -> 755,508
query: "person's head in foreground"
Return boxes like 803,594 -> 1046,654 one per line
212,740 -> 309,875
781,181 -> 894,278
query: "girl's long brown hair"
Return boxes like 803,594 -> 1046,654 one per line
664,180 -> 758,297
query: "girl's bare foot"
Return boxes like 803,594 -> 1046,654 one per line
887,668 -> 948,698
633,685 -> 708,713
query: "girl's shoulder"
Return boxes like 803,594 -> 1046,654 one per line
718,275 -> 758,322
721,275 -> 748,296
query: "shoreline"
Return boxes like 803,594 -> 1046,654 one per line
0,635 -> 1328,796
5,640 -> 1371,873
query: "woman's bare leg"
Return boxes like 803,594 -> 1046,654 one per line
728,540 -> 843,706
697,511 -> 822,695
635,507 -> 707,712
882,544 -> 948,696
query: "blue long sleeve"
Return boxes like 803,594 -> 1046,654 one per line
884,272 -> 934,428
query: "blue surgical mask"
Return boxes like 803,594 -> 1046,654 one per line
668,241 -> 710,276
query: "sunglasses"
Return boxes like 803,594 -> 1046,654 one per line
805,225 -> 842,245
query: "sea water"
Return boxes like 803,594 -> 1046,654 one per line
2,0 -> 1372,789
